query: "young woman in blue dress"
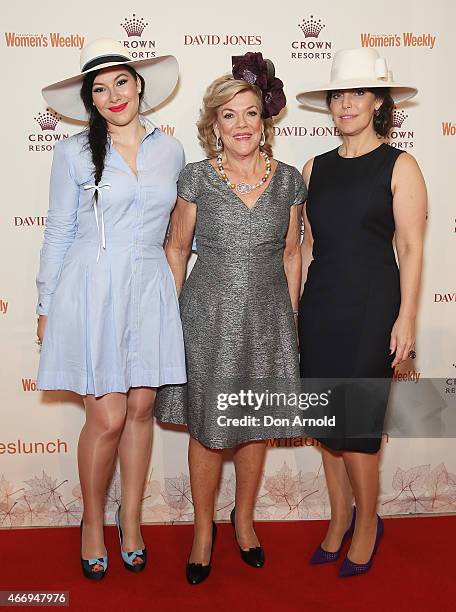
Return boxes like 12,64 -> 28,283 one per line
36,39 -> 185,579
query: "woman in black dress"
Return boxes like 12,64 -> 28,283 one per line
296,49 -> 427,576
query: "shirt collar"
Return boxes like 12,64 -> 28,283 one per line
140,115 -> 159,141
107,115 -> 159,150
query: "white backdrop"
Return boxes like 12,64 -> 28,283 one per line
1,0 -> 455,527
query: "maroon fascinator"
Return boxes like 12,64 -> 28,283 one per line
232,52 -> 286,119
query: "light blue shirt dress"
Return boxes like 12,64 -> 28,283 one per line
36,117 -> 187,397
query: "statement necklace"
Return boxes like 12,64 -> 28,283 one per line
216,151 -> 271,194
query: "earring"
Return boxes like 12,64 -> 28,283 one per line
259,130 -> 266,147
374,108 -> 380,116
215,136 -> 223,151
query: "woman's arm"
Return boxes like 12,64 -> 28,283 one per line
36,140 -> 79,315
284,204 -> 303,313
390,152 -> 427,367
300,158 -> 314,296
165,197 -> 197,295
36,140 -> 79,341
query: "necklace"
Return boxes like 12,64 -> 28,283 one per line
216,151 -> 271,194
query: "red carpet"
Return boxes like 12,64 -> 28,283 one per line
1,516 -> 455,611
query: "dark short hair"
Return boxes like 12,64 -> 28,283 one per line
326,87 -> 394,137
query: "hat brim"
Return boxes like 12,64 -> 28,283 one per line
42,55 -> 179,121
296,78 -> 417,109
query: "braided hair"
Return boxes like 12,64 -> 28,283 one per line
80,66 -> 145,197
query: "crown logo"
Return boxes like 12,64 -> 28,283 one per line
392,109 -> 408,128
298,15 -> 326,38
120,13 -> 148,37
34,109 -> 61,131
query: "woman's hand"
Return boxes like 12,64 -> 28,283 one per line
37,315 -> 48,344
165,197 -> 196,295
390,314 -> 415,368
390,153 -> 426,370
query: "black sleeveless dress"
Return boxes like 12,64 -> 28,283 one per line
298,143 -> 403,453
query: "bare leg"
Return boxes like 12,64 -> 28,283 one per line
232,440 -> 267,549
343,451 -> 380,563
188,436 -> 223,565
117,387 -> 156,564
78,393 -> 127,570
319,445 -> 354,552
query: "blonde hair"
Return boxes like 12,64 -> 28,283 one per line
197,74 -> 274,158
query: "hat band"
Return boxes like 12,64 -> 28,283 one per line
82,54 -> 132,73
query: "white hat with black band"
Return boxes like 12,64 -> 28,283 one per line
42,38 -> 179,121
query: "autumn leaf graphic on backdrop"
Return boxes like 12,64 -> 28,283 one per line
2,462 -> 456,527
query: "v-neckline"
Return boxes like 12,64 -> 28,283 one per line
206,158 -> 281,211
112,146 -> 139,180
109,124 -> 152,180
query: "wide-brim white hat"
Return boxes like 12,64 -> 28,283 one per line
42,38 -> 179,121
296,48 -> 417,109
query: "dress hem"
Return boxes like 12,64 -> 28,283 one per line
37,367 -> 187,398
155,415 -> 290,450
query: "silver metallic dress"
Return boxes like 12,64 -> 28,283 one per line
155,159 -> 307,448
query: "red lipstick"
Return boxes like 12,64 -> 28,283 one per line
109,102 -> 128,112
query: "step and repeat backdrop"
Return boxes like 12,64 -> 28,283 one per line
1,0 -> 455,527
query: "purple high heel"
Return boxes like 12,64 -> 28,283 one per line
339,514 -> 384,577
309,506 -> 356,565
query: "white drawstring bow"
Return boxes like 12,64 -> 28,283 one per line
83,183 -> 111,262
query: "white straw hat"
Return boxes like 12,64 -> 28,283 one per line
296,48 -> 417,109
42,38 -> 179,121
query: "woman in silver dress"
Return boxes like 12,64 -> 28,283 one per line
156,53 -> 307,584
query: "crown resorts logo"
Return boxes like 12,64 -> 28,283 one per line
446,379 -> 456,395
28,109 -> 69,153
298,15 -> 325,38
34,109 -> 61,131
121,14 -> 149,37
120,13 -> 156,58
386,108 -> 415,150
292,15 -> 332,61
392,109 -> 408,128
